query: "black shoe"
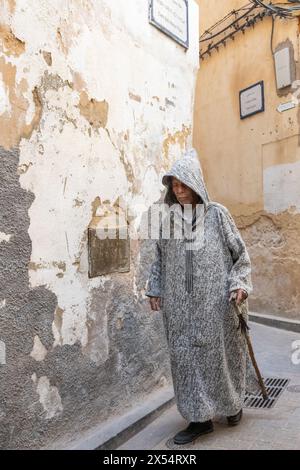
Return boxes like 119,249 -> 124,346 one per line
227,409 -> 243,427
173,420 -> 214,445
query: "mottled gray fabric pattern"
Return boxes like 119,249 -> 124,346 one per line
146,149 -> 259,422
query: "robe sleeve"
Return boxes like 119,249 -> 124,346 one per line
145,238 -> 163,298
218,206 -> 253,296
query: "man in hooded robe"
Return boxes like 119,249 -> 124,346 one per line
146,148 -> 258,445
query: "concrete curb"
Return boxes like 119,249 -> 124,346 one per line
249,311 -> 300,333
63,386 -> 175,450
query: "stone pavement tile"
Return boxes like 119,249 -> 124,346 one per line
118,323 -> 300,451
249,439 -> 299,450
213,424 -> 258,442
216,414 -> 278,440
191,433 -> 253,450
155,433 -> 253,451
283,414 -> 300,428
125,402 -> 300,450
259,420 -> 300,437
248,441 -> 281,450
249,323 -> 300,377
118,406 -> 186,450
151,399 -> 300,450
146,408 -> 300,450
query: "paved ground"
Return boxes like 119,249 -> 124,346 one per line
119,322 -> 300,450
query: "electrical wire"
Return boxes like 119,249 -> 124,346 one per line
270,14 -> 275,55
251,0 -> 300,16
200,3 -> 267,58
200,4 -> 258,43
200,1 -> 300,59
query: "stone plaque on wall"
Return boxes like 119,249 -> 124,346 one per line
88,215 -> 130,278
239,81 -> 265,119
149,0 -> 189,49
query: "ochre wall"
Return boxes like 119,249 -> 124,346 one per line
194,1 -> 300,319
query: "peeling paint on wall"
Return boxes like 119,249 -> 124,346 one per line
78,91 -> 108,128
0,57 -> 42,149
0,72 -> 11,114
30,335 -> 48,362
0,0 -> 199,449
0,232 -> 11,243
264,160 -> 300,214
83,286 -> 110,366
42,51 -> 52,67
129,91 -> 142,103
0,24 -> 25,57
163,124 -> 192,163
52,306 -> 64,348
0,146 -> 60,447
263,135 -> 300,214
35,376 -> 63,420
0,341 -> 5,365
238,208 -> 300,318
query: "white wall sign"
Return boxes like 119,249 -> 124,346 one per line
149,0 -> 189,49
277,101 -> 296,113
239,81 -> 265,119
274,47 -> 292,90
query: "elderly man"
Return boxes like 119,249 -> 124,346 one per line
146,149 -> 258,445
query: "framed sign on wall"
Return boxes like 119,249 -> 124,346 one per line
239,81 -> 265,119
149,0 -> 189,49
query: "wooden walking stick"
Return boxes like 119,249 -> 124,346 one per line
231,295 -> 268,400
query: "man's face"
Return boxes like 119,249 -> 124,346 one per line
171,177 -> 198,205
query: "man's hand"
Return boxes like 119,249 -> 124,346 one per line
149,297 -> 161,311
229,289 -> 248,306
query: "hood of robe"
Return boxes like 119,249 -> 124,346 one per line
162,148 -> 211,211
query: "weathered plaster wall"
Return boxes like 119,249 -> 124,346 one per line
0,0 -> 199,448
194,0 -> 300,319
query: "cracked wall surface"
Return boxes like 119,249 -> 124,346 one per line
238,210 -> 300,318
0,0 -> 200,449
194,0 -> 300,320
